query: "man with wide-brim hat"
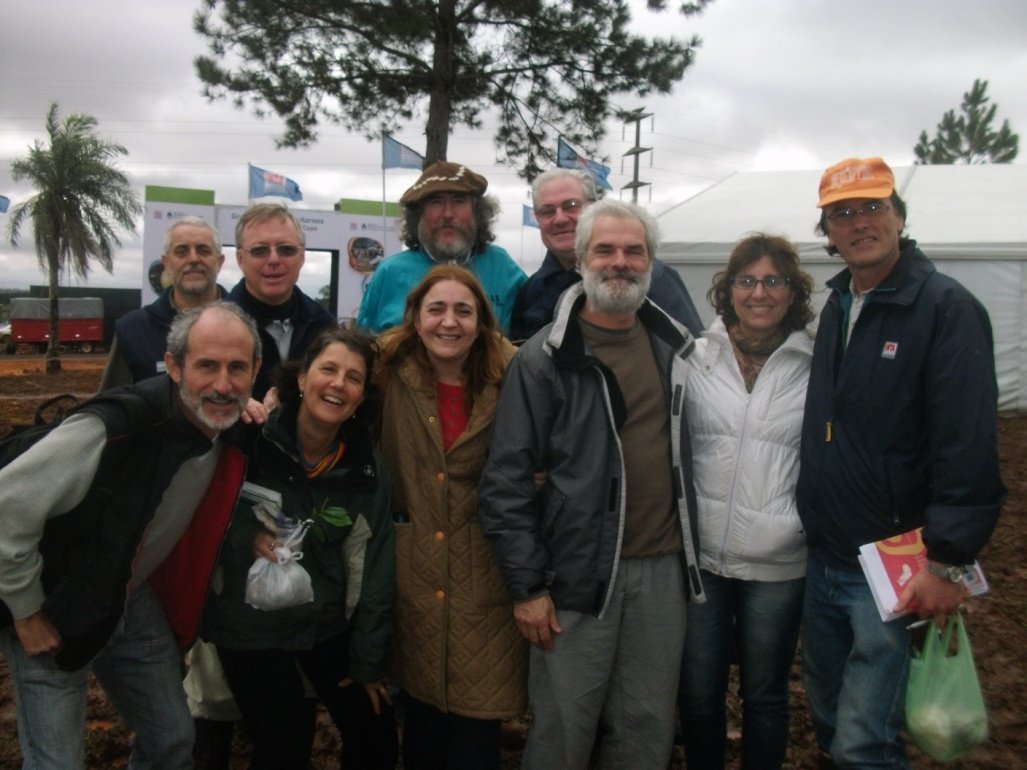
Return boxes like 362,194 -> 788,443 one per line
357,161 -> 526,335
796,156 -> 1005,768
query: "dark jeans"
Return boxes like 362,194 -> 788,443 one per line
401,694 -> 500,770
678,570 -> 804,770
217,634 -> 398,770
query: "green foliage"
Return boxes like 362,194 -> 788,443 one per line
317,283 -> 331,310
193,0 -> 712,179
6,103 -> 141,370
914,79 -> 1019,165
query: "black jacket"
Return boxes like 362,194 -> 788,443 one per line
480,283 -> 704,615
227,281 -> 335,399
0,376 -> 230,670
796,241 -> 1005,570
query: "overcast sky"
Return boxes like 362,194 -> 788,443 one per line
1,0 -> 1025,294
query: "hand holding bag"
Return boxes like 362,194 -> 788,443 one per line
905,611 -> 989,761
244,521 -> 314,611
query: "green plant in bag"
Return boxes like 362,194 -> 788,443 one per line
905,612 -> 989,762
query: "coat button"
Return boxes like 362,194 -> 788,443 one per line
434,531 -> 445,541
435,590 -> 445,601
436,472 -> 445,483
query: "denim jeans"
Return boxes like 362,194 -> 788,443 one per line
522,554 -> 686,770
678,570 -> 804,770
0,583 -> 193,770
801,554 -> 911,769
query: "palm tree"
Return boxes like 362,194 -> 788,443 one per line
6,103 -> 141,372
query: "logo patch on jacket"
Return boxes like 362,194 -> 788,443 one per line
881,341 -> 898,359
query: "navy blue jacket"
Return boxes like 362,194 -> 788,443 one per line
796,241 -> 1005,571
227,281 -> 335,400
510,251 -> 704,342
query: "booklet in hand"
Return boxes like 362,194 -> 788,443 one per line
857,528 -> 988,623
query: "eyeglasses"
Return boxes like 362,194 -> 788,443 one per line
825,201 -> 891,224
238,244 -> 302,258
730,275 -> 790,291
534,199 -> 585,221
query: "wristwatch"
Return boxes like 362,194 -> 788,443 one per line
925,560 -> 965,583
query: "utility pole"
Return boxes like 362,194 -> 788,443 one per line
620,108 -> 652,203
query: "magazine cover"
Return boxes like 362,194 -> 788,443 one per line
858,528 -> 988,622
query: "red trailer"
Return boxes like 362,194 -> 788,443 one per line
9,297 -> 105,354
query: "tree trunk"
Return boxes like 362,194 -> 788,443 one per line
424,0 -> 457,164
46,249 -> 62,374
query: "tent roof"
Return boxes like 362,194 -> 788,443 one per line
658,164 -> 1027,262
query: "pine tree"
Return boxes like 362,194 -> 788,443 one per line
193,0 -> 712,179
914,79 -> 1019,164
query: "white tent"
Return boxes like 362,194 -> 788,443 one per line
657,164 -> 1027,412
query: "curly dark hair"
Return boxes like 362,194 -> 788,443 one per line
707,233 -> 815,334
399,194 -> 500,253
273,326 -> 380,436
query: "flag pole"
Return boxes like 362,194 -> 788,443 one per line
381,133 -> 388,245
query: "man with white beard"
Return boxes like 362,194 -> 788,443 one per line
479,199 -> 704,770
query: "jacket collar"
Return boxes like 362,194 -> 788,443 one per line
700,316 -> 814,364
259,402 -> 378,486
826,239 -> 936,308
545,281 -> 695,363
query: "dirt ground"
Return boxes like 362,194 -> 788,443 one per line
0,356 -> 1024,769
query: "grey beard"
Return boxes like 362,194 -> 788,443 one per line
582,267 -> 651,315
423,239 -> 472,264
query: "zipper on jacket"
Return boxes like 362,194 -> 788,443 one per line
825,421 -> 832,443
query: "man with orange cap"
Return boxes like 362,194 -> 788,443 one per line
796,157 -> 1005,768
356,161 -> 526,335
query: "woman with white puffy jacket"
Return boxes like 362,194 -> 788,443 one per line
678,233 -> 816,770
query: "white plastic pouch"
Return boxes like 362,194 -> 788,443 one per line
244,521 -> 314,611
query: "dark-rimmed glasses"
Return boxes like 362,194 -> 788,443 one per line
730,275 -> 790,291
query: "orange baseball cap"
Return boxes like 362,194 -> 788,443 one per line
817,157 -> 895,208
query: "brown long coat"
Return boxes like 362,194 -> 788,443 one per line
379,355 -> 527,720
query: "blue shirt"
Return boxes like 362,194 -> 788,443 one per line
356,244 -> 527,335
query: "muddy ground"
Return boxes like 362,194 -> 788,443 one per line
0,356 -> 1024,768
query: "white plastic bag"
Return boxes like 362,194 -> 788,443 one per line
244,521 -> 314,611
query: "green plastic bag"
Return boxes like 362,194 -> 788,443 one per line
905,612 -> 989,761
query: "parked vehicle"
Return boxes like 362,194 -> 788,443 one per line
0,321 -> 12,354
9,297 -> 104,354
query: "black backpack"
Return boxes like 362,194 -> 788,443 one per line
0,391 -> 154,472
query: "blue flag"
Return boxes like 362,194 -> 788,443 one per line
557,137 -> 613,191
248,164 -> 303,201
0,195 -> 9,214
522,204 -> 540,229
383,135 -> 425,170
